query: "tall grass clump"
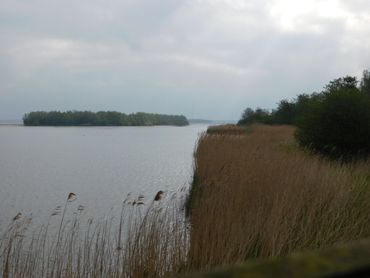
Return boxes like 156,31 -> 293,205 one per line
0,190 -> 190,278
187,124 -> 370,269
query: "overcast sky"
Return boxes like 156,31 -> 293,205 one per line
1,0 -> 370,121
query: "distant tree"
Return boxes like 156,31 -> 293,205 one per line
241,108 -> 255,121
23,111 -> 189,126
323,76 -> 358,94
238,107 -> 271,125
360,69 -> 370,95
104,111 -> 121,125
273,99 -> 296,124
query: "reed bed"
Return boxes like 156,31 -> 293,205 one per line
188,124 -> 370,269
206,124 -> 249,136
0,191 -> 189,278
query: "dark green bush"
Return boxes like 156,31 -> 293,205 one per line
237,107 -> 273,125
295,88 -> 370,160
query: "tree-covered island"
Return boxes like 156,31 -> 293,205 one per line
23,111 -> 189,126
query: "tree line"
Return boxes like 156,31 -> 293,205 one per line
23,111 -> 189,126
238,70 -> 370,160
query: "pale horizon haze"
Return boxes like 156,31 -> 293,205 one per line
1,0 -> 370,121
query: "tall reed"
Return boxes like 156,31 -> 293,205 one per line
0,190 -> 189,278
188,124 -> 370,269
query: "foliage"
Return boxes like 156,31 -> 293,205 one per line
271,99 -> 296,125
237,94 -> 318,126
237,107 -> 272,125
238,70 -> 370,160
360,69 -> 370,95
295,87 -> 370,160
323,76 -> 358,93
23,111 -> 189,126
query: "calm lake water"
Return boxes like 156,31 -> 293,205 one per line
0,125 -> 207,228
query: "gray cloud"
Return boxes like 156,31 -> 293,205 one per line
1,0 -> 370,120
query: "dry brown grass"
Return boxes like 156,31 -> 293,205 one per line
206,124 -> 249,136
188,124 -> 370,269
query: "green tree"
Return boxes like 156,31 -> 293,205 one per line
295,86 -> 370,160
273,99 -> 296,124
360,69 -> 370,95
238,107 -> 271,125
323,76 -> 358,94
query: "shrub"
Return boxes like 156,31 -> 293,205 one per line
295,88 -> 370,160
238,108 -> 272,125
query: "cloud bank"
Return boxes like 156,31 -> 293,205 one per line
1,0 -> 370,120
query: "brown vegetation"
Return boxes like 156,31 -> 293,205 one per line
188,124 -> 370,269
0,192 -> 189,278
206,124 -> 249,135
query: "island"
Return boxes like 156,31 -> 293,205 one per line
23,111 -> 189,126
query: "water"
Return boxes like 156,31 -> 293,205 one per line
0,125 -> 207,228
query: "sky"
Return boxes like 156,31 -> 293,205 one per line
1,0 -> 370,121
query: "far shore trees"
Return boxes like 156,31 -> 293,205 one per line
23,111 -> 189,126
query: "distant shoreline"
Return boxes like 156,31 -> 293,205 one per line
0,123 -> 210,127
23,111 -> 189,127
0,124 -> 192,127
0,123 -> 22,126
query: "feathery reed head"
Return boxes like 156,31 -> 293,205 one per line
67,192 -> 76,201
13,212 -> 22,221
154,191 -> 164,201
